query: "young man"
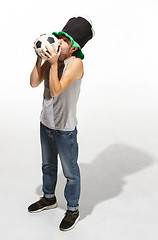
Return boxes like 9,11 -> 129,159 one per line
28,16 -> 94,231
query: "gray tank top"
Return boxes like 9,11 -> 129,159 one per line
40,56 -> 82,130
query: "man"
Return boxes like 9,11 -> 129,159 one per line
28,16 -> 94,231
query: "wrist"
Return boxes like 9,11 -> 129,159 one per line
50,62 -> 58,68
36,56 -> 42,65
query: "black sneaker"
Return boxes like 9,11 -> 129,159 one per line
28,196 -> 57,213
59,210 -> 80,231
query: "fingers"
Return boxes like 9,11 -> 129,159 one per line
51,43 -> 56,52
57,46 -> 61,56
41,49 -> 50,59
41,43 -> 60,63
43,43 -> 58,56
45,43 -> 57,54
41,45 -> 51,58
40,51 -> 48,59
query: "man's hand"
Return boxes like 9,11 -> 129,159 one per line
41,44 -> 61,65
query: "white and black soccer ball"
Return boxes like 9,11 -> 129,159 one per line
34,33 -> 60,60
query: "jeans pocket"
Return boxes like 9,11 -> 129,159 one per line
56,130 -> 72,136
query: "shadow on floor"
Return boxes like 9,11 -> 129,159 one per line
36,143 -> 154,220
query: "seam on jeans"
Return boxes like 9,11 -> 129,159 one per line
70,133 -> 75,172
71,132 -> 79,177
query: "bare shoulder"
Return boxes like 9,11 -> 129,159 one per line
65,57 -> 83,79
68,57 -> 83,68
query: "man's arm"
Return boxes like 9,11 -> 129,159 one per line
49,58 -> 83,97
40,44 -> 83,97
30,57 -> 47,88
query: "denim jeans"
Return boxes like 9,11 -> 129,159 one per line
40,122 -> 80,211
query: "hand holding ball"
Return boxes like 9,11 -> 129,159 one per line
34,33 -> 60,60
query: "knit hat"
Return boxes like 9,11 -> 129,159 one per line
52,16 -> 94,59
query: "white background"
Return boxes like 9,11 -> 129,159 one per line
0,0 -> 158,239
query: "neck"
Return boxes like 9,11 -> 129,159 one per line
63,53 -> 74,62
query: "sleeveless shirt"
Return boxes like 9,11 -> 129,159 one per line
40,56 -> 82,131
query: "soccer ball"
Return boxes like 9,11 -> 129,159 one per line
34,33 -> 60,60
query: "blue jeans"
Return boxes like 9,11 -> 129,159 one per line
40,122 -> 80,211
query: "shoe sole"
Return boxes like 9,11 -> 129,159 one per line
60,215 -> 80,231
28,202 -> 58,213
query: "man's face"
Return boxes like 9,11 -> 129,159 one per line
58,35 -> 74,61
